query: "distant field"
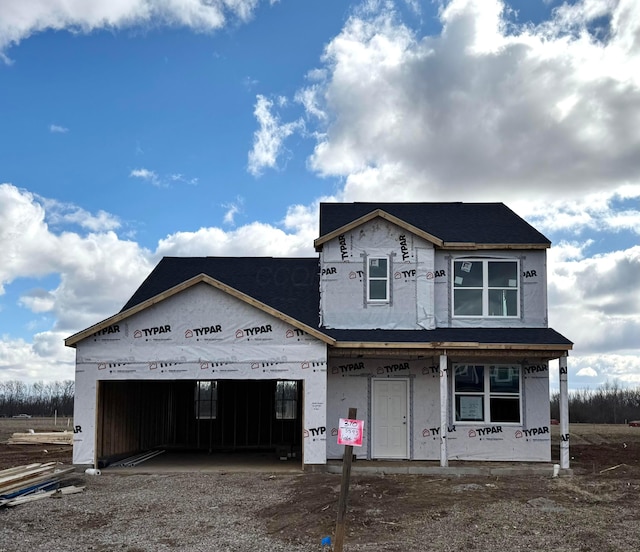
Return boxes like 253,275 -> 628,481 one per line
551,423 -> 640,445
0,416 -> 73,442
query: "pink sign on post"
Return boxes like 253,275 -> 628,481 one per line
337,418 -> 364,447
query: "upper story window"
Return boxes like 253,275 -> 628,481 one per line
367,257 -> 389,302
453,259 -> 519,317
453,364 -> 521,424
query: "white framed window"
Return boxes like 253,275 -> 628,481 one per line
453,364 -> 521,424
275,380 -> 298,420
367,257 -> 389,302
194,380 -> 217,419
452,259 -> 519,317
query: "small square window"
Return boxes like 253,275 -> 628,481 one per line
367,257 -> 389,302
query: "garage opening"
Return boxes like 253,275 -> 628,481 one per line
96,379 -> 303,468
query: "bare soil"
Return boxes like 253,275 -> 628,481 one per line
1,420 -> 639,551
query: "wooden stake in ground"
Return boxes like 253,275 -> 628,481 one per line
334,407 -> 357,552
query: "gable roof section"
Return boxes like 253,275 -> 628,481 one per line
65,257 -> 331,347
315,202 -> 551,251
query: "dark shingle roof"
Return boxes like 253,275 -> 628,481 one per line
322,327 -> 573,346
121,257 -> 321,328
318,202 -> 551,246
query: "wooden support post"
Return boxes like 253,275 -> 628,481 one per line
334,407 -> 356,552
559,355 -> 570,469
439,354 -> 448,468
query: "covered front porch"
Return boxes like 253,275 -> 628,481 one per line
326,336 -> 572,468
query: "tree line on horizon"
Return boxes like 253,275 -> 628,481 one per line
1,379 -> 638,423
551,381 -> 640,424
0,380 -> 74,417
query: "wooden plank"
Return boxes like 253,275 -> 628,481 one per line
0,463 -> 42,478
0,463 -> 58,487
6,490 -> 57,507
54,485 -> 85,496
8,432 -> 73,445
0,467 -> 75,496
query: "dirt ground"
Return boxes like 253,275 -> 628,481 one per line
1,419 -> 639,551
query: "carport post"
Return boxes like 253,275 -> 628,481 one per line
559,354 -> 570,469
439,354 -> 448,467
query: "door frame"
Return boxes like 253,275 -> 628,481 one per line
370,377 -> 410,459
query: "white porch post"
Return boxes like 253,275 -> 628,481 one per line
439,353 -> 448,467
559,354 -> 570,469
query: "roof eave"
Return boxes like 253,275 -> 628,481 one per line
330,341 -> 572,351
442,242 -> 550,250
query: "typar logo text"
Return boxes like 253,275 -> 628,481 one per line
134,325 -> 171,338
93,324 -> 120,338
185,325 -> 223,338
235,324 -> 273,339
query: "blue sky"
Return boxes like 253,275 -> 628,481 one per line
0,0 -> 638,390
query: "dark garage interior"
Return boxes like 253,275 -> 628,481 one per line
96,379 -> 303,468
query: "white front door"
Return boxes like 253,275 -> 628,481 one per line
372,379 -> 409,459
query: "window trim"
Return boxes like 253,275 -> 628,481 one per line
453,364 -> 522,425
366,256 -> 390,303
452,258 -> 520,318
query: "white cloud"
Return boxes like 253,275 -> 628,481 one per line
0,184 -> 153,332
170,173 -> 198,186
18,289 -> 55,313
39,197 -> 121,232
49,124 -> 69,133
130,168 -> 198,188
568,354 -> 640,389
155,220 -> 314,258
222,198 -> 244,225
0,332 -> 75,382
547,245 -> 640,384
247,95 -> 304,176
514,186 -> 640,237
299,0 -> 640,204
576,367 -> 598,377
0,0 -> 271,60
130,168 -> 163,187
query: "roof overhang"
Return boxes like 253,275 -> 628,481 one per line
65,273 -> 336,348
442,243 -> 550,250
329,341 -> 572,361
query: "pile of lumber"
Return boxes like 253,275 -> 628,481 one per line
0,462 -> 83,508
7,431 -> 73,446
